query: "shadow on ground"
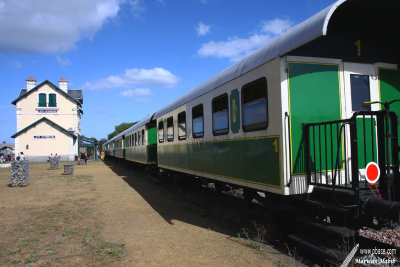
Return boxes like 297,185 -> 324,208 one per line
103,159 -> 301,265
104,159 -> 240,234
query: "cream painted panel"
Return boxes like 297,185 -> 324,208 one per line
19,114 -> 74,130
17,84 -> 78,129
17,122 -> 71,156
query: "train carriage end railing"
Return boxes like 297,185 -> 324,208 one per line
303,110 -> 400,211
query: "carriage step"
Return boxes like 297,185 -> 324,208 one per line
296,217 -> 355,240
305,199 -> 354,214
287,233 -> 346,263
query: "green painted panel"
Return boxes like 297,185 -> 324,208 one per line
379,68 -> 400,115
230,89 -> 240,133
123,137 -> 126,158
307,123 -> 343,173
158,137 -> 280,187
147,126 -> 157,145
379,68 -> 400,157
356,117 -> 377,168
288,62 -> 342,174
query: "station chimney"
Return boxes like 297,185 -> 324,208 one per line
26,77 -> 37,91
59,78 -> 68,93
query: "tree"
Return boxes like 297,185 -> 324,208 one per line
98,138 -> 107,150
107,121 -> 137,140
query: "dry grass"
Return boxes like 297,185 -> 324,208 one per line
0,163 -> 125,266
0,162 -> 300,266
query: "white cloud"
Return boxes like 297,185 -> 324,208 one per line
120,88 -> 151,97
197,18 -> 293,62
84,67 -> 179,90
0,0 -> 134,54
120,88 -> 152,102
196,22 -> 210,36
197,34 -> 272,62
128,0 -> 146,17
261,18 -> 293,35
10,60 -> 23,69
56,55 -> 71,66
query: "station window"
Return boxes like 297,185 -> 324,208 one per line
48,94 -> 57,107
38,93 -> 46,107
142,129 -> 145,145
212,94 -> 229,135
167,117 -> 174,142
158,121 -> 164,143
242,77 -> 268,132
192,104 -> 204,138
178,111 -> 186,140
138,131 -> 141,146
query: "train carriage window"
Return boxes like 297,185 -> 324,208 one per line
134,133 -> 137,146
350,74 -> 371,111
212,94 -> 229,135
142,129 -> 145,145
242,77 -> 268,132
138,131 -> 141,146
178,111 -> 186,140
158,121 -> 164,143
167,117 -> 174,142
192,104 -> 204,138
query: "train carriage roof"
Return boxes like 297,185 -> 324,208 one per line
153,0 -> 399,119
104,113 -> 154,145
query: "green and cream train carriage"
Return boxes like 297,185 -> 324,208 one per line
123,116 -> 157,165
104,0 -> 400,223
104,116 -> 158,165
152,0 -> 400,197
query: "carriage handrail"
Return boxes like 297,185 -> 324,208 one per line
303,110 -> 400,208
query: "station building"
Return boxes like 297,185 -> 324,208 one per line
11,77 -> 83,162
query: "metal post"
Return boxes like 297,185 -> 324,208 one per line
349,116 -> 359,206
303,123 -> 311,184
376,112 -> 387,199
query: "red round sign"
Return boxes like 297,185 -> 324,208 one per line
365,162 -> 380,185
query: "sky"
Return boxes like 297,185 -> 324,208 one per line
0,0 -> 337,143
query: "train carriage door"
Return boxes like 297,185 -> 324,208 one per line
342,63 -> 380,176
343,63 -> 380,118
378,66 -> 400,148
